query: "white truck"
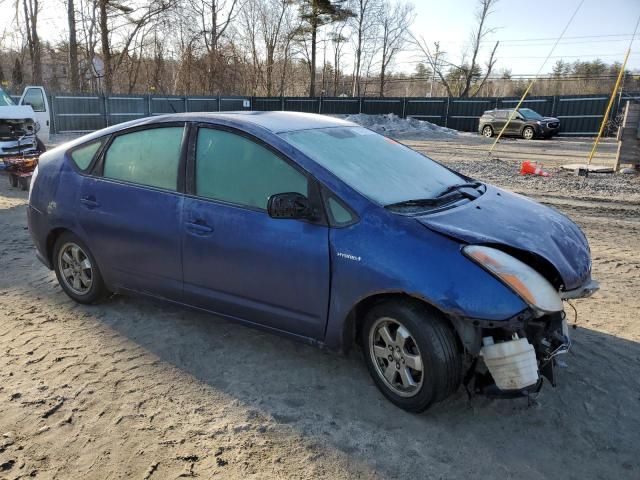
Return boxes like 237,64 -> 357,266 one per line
0,86 -> 50,157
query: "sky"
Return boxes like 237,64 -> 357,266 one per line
403,0 -> 640,75
1,0 -> 639,76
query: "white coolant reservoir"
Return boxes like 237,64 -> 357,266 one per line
480,335 -> 539,390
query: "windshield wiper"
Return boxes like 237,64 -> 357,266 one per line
434,181 -> 483,199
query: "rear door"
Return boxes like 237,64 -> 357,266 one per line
76,123 -> 187,300
507,109 -> 524,135
181,125 -> 330,339
19,86 -> 50,143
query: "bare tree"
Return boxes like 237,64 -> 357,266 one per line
67,0 -> 80,91
349,0 -> 380,97
413,0 -> 499,97
19,0 -> 42,84
329,19 -> 348,95
378,0 -> 414,96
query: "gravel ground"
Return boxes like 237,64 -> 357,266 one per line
0,135 -> 639,479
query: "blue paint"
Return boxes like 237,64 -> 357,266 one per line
28,112 -> 594,352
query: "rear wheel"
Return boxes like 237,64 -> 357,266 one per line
36,137 -> 47,153
522,126 -> 535,140
361,301 -> 462,412
53,232 -> 110,304
9,174 -> 18,188
482,125 -> 494,138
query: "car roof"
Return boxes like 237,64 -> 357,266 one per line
134,111 -> 356,134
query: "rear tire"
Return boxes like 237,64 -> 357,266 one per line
522,126 -> 535,140
9,174 -> 18,188
361,300 -> 462,412
482,125 -> 494,138
53,232 -> 110,304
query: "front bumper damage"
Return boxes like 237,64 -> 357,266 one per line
461,281 -> 598,400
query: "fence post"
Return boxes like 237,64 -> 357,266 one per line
359,97 -> 362,114
551,96 -> 558,117
319,96 -> 322,114
402,97 -> 407,118
444,97 -> 450,128
102,94 -> 108,127
49,94 -> 57,134
218,95 -> 221,112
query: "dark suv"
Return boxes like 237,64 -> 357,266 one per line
478,108 -> 560,140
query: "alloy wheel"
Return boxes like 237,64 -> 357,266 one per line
369,317 -> 424,397
523,127 -> 534,140
58,242 -> 93,295
483,126 -> 493,137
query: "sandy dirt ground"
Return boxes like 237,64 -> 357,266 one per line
1,136 -> 639,479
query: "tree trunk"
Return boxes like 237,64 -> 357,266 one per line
67,0 -> 80,91
309,22 -> 317,97
99,0 -> 112,94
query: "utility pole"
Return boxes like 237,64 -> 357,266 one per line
429,42 -> 441,98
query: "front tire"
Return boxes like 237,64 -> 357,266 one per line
361,301 -> 462,412
53,232 -> 110,304
9,174 -> 18,188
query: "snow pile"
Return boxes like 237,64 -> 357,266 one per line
340,113 -> 461,139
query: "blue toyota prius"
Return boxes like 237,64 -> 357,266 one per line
27,112 -> 598,411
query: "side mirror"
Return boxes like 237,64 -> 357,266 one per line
267,192 -> 313,220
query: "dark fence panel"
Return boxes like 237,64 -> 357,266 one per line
447,98 -> 496,132
405,99 -> 447,126
106,95 -> 147,127
52,95 -> 105,132
253,97 -> 282,111
44,92 -> 640,136
220,96 -> 252,111
554,95 -> 609,136
284,97 -> 320,113
362,98 -> 403,116
321,97 -> 360,115
186,96 -> 219,112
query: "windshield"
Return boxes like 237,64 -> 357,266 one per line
280,127 -> 465,206
519,108 -> 544,120
0,88 -> 16,106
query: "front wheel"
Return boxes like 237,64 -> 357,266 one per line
9,174 -> 18,188
522,126 -> 535,140
361,301 -> 462,412
53,232 -> 110,304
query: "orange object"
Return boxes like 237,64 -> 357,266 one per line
520,161 -> 550,177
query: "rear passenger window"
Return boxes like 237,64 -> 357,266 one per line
103,127 -> 183,191
195,128 -> 308,210
70,140 -> 103,170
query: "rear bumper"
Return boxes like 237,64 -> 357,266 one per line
27,205 -> 52,269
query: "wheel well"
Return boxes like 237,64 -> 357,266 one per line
46,228 -> 70,265
342,293 -> 460,354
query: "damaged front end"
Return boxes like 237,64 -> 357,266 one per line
466,312 -> 572,399
456,245 -> 598,400
0,117 -> 39,157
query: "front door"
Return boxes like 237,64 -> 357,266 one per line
77,124 -> 186,300
182,126 -> 330,339
19,86 -> 50,143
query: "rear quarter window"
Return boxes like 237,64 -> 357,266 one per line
70,139 -> 104,170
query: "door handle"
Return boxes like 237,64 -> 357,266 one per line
185,220 -> 213,234
80,196 -> 100,208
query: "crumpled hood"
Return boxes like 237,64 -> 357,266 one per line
416,185 -> 591,290
0,105 -> 35,121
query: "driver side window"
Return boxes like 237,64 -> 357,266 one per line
195,128 -> 309,210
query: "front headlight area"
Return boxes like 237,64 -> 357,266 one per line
463,245 -> 563,316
